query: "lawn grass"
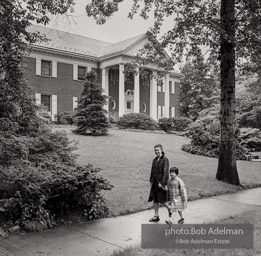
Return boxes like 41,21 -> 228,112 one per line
109,209 -> 261,256
53,126 -> 261,217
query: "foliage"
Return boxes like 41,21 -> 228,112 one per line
58,111 -> 76,125
73,71 -> 109,136
0,128 -> 112,226
117,113 -> 159,130
238,128 -> 261,152
180,54 -> 220,120
182,116 -> 261,160
238,107 -> 261,129
158,117 -> 192,133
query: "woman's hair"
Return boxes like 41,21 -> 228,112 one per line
169,167 -> 179,175
154,144 -> 163,151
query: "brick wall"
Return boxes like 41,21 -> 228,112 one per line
25,57 -> 83,113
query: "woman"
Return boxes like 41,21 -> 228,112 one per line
148,144 -> 170,222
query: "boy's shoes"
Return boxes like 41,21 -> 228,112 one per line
149,216 -> 160,222
165,220 -> 172,226
178,218 -> 184,224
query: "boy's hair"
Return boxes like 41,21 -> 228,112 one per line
169,167 -> 179,175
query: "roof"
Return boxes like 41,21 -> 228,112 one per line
100,34 -> 146,57
27,25 -> 113,57
27,25 -> 146,58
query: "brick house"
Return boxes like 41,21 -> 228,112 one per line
24,25 -> 182,121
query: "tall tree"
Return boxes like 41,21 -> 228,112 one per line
85,0 -> 261,185
73,71 -> 109,136
180,54 -> 219,120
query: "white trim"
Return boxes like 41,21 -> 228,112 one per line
73,97 -> 78,110
51,95 -> 57,121
73,64 -> 78,80
36,58 -> 41,75
35,93 -> 41,105
52,60 -> 57,77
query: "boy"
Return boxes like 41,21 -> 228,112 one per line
164,167 -> 187,225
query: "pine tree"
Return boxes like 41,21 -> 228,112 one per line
73,71 -> 109,136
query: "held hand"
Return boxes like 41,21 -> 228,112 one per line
158,183 -> 162,188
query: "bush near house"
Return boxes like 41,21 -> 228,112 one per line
58,111 -> 76,125
159,117 -> 192,133
117,113 -> 159,130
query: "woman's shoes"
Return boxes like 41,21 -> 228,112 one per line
178,218 -> 184,224
149,216 -> 160,222
165,220 -> 172,226
168,208 -> 172,218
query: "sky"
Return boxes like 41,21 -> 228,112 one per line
46,0 -> 173,43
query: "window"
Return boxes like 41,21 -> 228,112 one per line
41,95 -> 51,112
142,102 -> 147,112
78,66 -> 87,81
127,101 -> 132,110
41,60 -> 52,76
111,99 -> 116,110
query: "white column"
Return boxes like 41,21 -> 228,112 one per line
102,68 -> 109,113
164,73 -> 170,118
134,68 -> 140,113
150,71 -> 157,120
119,64 -> 125,117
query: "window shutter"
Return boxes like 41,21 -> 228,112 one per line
35,93 -> 41,105
36,58 -> 41,75
162,106 -> 165,117
73,97 -> 78,110
51,95 -> 57,121
73,64 -> 78,80
52,61 -> 57,77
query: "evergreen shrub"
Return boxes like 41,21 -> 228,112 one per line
0,127 -> 112,228
117,113 -> 159,130
159,117 -> 192,133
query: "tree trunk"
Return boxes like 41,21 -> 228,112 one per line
216,0 -> 240,185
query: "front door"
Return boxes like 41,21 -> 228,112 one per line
125,100 -> 134,114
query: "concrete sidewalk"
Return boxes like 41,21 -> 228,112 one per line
0,187 -> 261,256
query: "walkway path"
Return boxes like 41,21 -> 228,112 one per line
0,187 -> 261,256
